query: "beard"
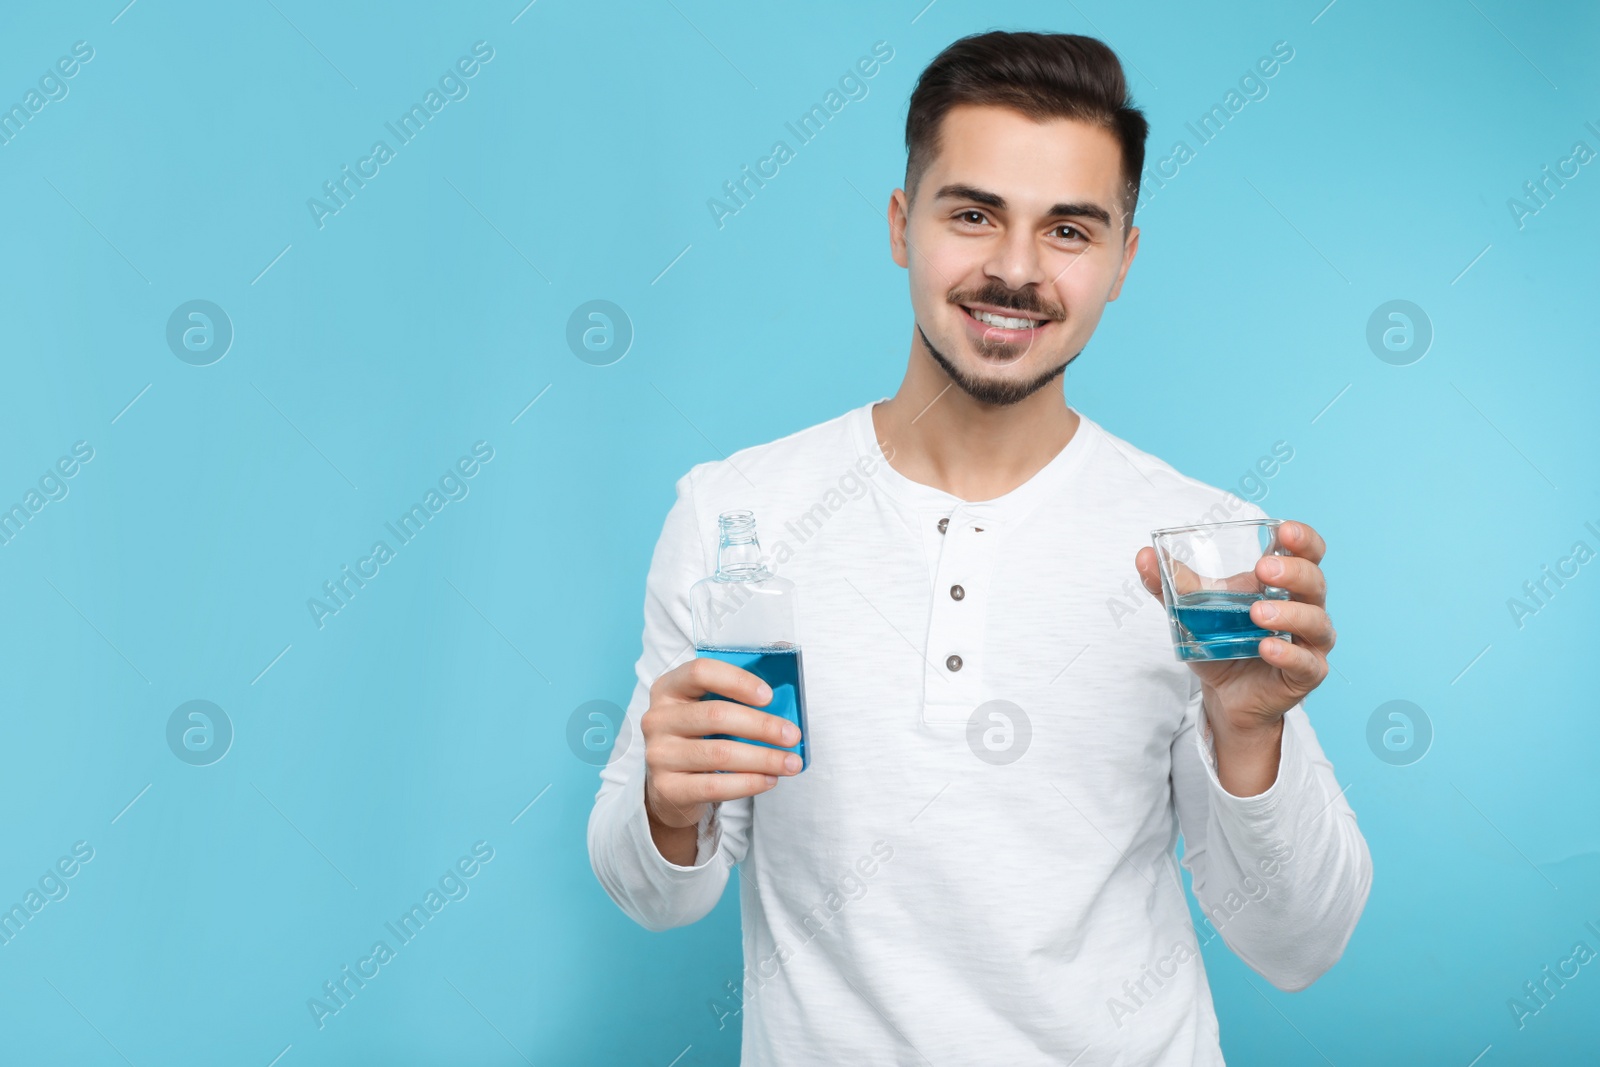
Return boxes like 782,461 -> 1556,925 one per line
918,323 -> 1079,407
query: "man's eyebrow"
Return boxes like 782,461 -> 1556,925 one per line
933,183 -> 1112,227
1045,201 -> 1112,226
934,183 -> 1006,210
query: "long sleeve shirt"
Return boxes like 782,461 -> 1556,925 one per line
588,398 -> 1372,1066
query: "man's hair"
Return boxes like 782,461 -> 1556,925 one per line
904,31 -> 1149,228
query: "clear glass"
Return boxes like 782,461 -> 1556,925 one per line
1149,517 -> 1293,662
689,510 -> 809,771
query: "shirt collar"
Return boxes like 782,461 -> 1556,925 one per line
849,396 -> 1100,527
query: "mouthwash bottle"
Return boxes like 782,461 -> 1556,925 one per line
690,509 -> 809,771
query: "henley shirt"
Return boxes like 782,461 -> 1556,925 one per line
588,398 -> 1372,1066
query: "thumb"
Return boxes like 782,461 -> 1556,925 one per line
1134,547 -> 1164,600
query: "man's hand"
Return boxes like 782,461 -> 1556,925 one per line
641,657 -> 803,862
1133,520 -> 1336,794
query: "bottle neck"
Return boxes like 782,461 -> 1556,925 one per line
716,512 -> 769,580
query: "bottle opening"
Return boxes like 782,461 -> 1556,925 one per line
716,509 -> 766,578
718,509 -> 757,543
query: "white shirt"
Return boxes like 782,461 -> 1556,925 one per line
588,398 -> 1371,1066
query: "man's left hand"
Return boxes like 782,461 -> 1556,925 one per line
1133,520 -> 1336,791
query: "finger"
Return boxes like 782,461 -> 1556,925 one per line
1135,547 -> 1163,598
1158,556 -> 1254,598
1255,554 -> 1326,607
1139,547 -> 1211,598
685,700 -> 800,748
666,770 -> 780,806
669,734 -> 804,776
1219,566 -> 1267,594
1258,635 -> 1328,691
1278,520 -> 1326,565
1251,599 -> 1336,655
1167,555 -> 1206,595
658,657 -> 773,708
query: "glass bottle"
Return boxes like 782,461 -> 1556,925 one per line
689,509 -> 809,771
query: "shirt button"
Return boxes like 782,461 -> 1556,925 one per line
946,654 -> 963,672
950,584 -> 965,601
937,517 -> 949,534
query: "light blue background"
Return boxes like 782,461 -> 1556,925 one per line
0,1 -> 1596,1063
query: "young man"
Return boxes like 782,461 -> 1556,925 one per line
589,31 -> 1370,1066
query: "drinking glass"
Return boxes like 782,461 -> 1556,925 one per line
1149,518 -> 1293,662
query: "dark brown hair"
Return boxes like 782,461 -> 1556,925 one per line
904,31 -> 1149,227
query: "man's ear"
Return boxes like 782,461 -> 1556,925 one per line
1106,224 -> 1139,302
889,188 -> 910,269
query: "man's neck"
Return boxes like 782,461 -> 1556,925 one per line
870,349 -> 1080,503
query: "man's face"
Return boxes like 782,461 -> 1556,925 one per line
889,104 -> 1139,406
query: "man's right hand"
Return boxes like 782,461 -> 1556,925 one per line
642,657 -> 803,838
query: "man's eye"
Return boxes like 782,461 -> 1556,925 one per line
957,210 -> 988,225
1053,224 -> 1085,241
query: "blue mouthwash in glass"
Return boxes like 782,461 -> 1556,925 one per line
1172,588 -> 1287,661
690,510 -> 809,771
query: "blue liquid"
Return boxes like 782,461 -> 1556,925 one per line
696,644 -> 808,772
1171,590 -> 1284,662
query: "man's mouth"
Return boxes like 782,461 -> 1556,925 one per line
968,307 -> 1042,329
960,304 -> 1051,332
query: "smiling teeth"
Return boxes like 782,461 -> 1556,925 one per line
970,308 -> 1041,330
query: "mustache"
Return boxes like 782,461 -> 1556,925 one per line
949,283 -> 1064,321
